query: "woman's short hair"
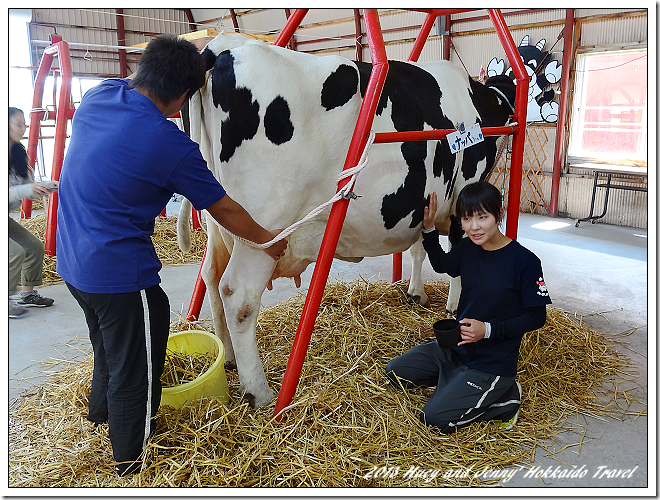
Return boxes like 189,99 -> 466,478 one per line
129,34 -> 206,104
455,181 -> 503,222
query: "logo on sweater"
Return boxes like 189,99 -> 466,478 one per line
536,276 -> 549,297
466,381 -> 483,391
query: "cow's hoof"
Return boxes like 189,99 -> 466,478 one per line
445,308 -> 457,315
407,293 -> 430,308
242,392 -> 256,409
224,360 -> 237,371
407,293 -> 422,304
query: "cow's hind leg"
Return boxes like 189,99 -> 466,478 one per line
202,222 -> 236,369
406,237 -> 429,307
219,244 -> 276,409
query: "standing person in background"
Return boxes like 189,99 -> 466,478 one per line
8,107 -> 56,318
56,34 -> 287,476
386,181 -> 551,433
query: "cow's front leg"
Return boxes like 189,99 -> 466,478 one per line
406,237 -> 429,307
202,222 -> 235,368
219,243 -> 276,409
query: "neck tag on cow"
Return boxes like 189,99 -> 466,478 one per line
447,123 -> 484,154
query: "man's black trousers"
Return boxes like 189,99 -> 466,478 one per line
67,283 -> 170,474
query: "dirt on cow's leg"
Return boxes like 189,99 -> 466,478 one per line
202,222 -> 236,365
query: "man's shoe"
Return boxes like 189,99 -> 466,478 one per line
115,460 -> 142,477
17,290 -> 54,307
9,299 -> 27,318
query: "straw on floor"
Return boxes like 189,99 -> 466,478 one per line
8,279 -> 645,487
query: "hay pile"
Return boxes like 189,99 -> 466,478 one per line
15,213 -> 207,286
8,280 -> 645,487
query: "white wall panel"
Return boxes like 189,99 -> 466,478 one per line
579,15 -> 648,46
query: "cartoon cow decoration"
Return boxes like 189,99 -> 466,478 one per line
487,34 -> 562,123
178,33 -> 516,408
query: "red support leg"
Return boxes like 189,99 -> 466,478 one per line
44,40 -> 74,257
488,9 -> 529,240
186,247 -> 208,321
273,9 -> 389,420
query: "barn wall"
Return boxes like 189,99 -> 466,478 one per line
28,8 -> 647,228
30,8 -> 189,78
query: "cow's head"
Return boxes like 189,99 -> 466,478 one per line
484,74 -> 517,121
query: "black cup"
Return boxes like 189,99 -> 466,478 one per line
433,318 -> 462,349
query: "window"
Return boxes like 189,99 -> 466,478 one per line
568,48 -> 647,169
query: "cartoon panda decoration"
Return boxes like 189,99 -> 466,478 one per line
487,35 -> 562,123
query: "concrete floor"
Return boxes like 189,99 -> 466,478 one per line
7,211 -> 650,489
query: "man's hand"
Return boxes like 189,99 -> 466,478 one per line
264,229 -> 288,261
423,192 -> 438,230
205,195 -> 289,261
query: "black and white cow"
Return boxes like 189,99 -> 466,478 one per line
178,33 -> 515,408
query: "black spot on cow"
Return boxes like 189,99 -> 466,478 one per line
356,61 -> 458,229
201,47 -> 217,72
212,51 -> 236,112
321,64 -> 359,111
210,50 -> 261,163
381,141 -> 428,230
264,96 -> 294,145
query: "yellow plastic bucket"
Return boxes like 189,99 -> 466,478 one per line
160,330 -> 229,409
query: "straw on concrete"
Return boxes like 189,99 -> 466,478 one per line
8,279 -> 645,487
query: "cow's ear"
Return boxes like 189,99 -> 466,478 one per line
201,48 -> 216,72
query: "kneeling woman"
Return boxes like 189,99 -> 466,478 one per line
386,181 -> 551,432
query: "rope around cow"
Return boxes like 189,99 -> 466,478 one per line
219,130 -> 376,250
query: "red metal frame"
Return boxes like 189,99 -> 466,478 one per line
548,9 -> 575,217
273,8 -> 528,420
21,35 -> 75,257
178,9 -> 528,418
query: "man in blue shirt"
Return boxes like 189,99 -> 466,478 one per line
56,34 -> 287,476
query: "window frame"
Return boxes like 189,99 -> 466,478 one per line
567,43 -> 648,172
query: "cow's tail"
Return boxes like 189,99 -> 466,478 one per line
177,197 -> 193,253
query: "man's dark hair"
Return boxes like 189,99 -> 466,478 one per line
129,34 -> 206,104
455,181 -> 503,222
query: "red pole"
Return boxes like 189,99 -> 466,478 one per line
375,125 -> 517,144
408,12 -> 437,62
488,9 -> 528,239
116,9 -> 128,78
274,9 -> 309,47
44,40 -> 74,256
187,247 -> 208,321
392,252 -> 402,282
548,9 -> 574,217
273,9 -> 389,420
192,208 -> 202,231
21,49 -> 55,219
